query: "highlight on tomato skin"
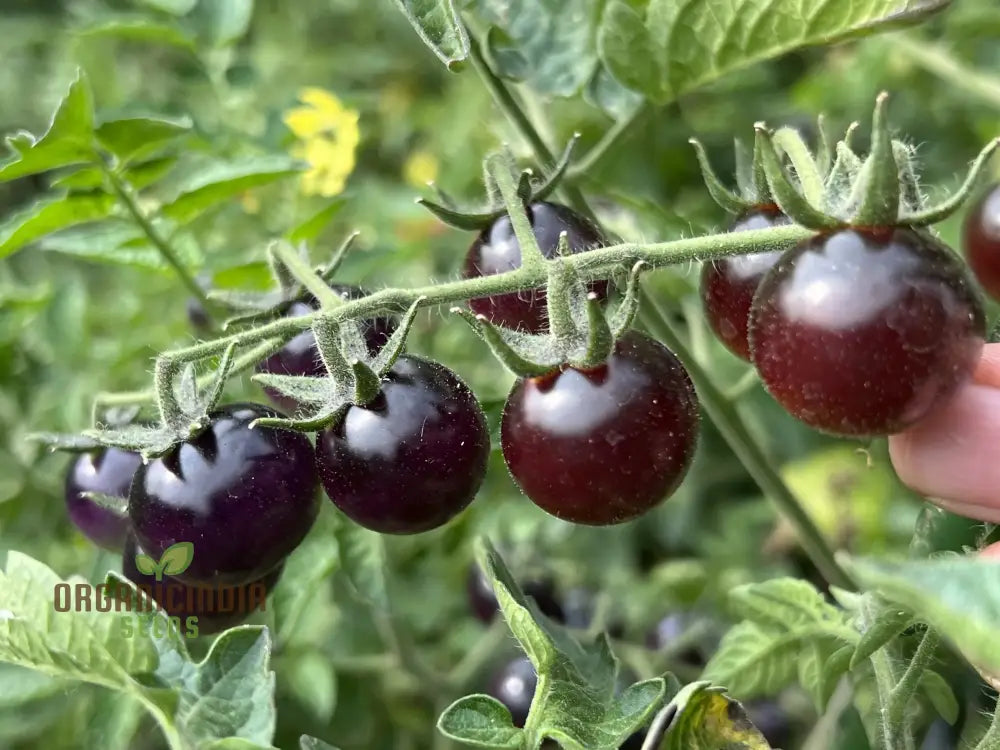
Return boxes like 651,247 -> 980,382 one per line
749,227 -> 986,437
64,447 -> 140,551
701,207 -> 790,361
500,330 -> 700,526
128,403 -> 320,588
963,183 -> 1000,302
462,201 -> 608,333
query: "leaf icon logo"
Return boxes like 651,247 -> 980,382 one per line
134,542 -> 195,582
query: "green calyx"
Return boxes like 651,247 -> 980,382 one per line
690,115 -> 833,216
454,258 -> 644,378
757,93 -> 1000,231
251,297 -> 424,432
417,136 -> 580,231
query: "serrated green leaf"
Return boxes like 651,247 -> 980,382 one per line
53,156 -> 176,192
844,556 -> 1000,675
470,0 -> 600,96
160,155 -> 301,223
153,626 -> 277,744
475,539 -> 665,749
37,219 -> 169,269
0,72 -> 96,183
437,694 -> 524,748
76,17 -> 198,52
189,0 -> 254,47
160,542 -> 195,577
392,0 -> 469,69
0,665 -> 65,709
703,579 -> 856,699
286,652 -> 337,723
334,517 -> 389,610
0,193 -> 115,259
658,684 -> 772,750
597,0 -> 952,104
134,554 -> 158,577
851,604 -> 912,669
96,116 -> 192,164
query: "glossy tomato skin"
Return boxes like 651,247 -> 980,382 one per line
700,208 -> 790,361
122,535 -> 283,635
501,331 -> 699,526
316,356 -> 490,534
749,228 -> 985,436
128,403 -> 319,587
256,285 -> 397,412
467,564 -> 565,624
463,202 -> 607,333
963,183 -> 1000,300
65,448 -> 141,550
489,656 -> 536,728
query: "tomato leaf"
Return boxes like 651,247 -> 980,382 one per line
469,538 -> 666,750
189,0 -> 255,47
596,0 -> 953,104
653,683 -> 773,750
0,72 -> 96,183
96,116 -> 192,165
333,515 -> 389,611
843,555 -> 1000,675
76,16 -> 198,53
391,0 -> 469,70
436,695 -> 524,748
0,193 -> 115,260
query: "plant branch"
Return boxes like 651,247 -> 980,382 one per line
891,36 -> 1000,110
567,103 -> 647,180
888,628 -> 940,729
269,241 -> 344,309
102,164 -> 216,323
975,696 -> 1000,750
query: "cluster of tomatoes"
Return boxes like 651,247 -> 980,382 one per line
61,179 -> 1000,633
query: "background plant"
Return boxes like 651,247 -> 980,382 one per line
2,1 -> 1000,749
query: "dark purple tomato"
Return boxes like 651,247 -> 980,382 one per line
701,207 -> 790,361
122,535 -> 283,635
463,202 -> 607,333
963,183 -> 1000,301
316,356 -> 490,534
256,285 -> 397,412
128,403 -> 319,587
489,656 -> 536,728
501,331 -> 699,526
749,228 -> 985,436
467,564 -> 564,624
64,448 -> 140,550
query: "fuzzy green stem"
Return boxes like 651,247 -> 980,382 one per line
488,154 -> 546,272
269,241 -> 344,309
892,36 -> 1000,110
102,165 -> 215,323
974,698 -> 1000,750
638,292 -> 854,591
888,628 -> 939,730
861,598 -> 909,750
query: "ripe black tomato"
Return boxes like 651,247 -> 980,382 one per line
256,285 -> 397,412
122,535 -> 283,635
462,202 -> 607,333
65,447 -> 140,550
316,356 -> 490,534
963,183 -> 1000,301
500,331 -> 699,526
128,403 -> 319,587
700,207 -> 790,361
488,656 -> 536,728
749,228 -> 985,436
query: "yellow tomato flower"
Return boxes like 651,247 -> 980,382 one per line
403,148 -> 439,188
284,87 -> 360,197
